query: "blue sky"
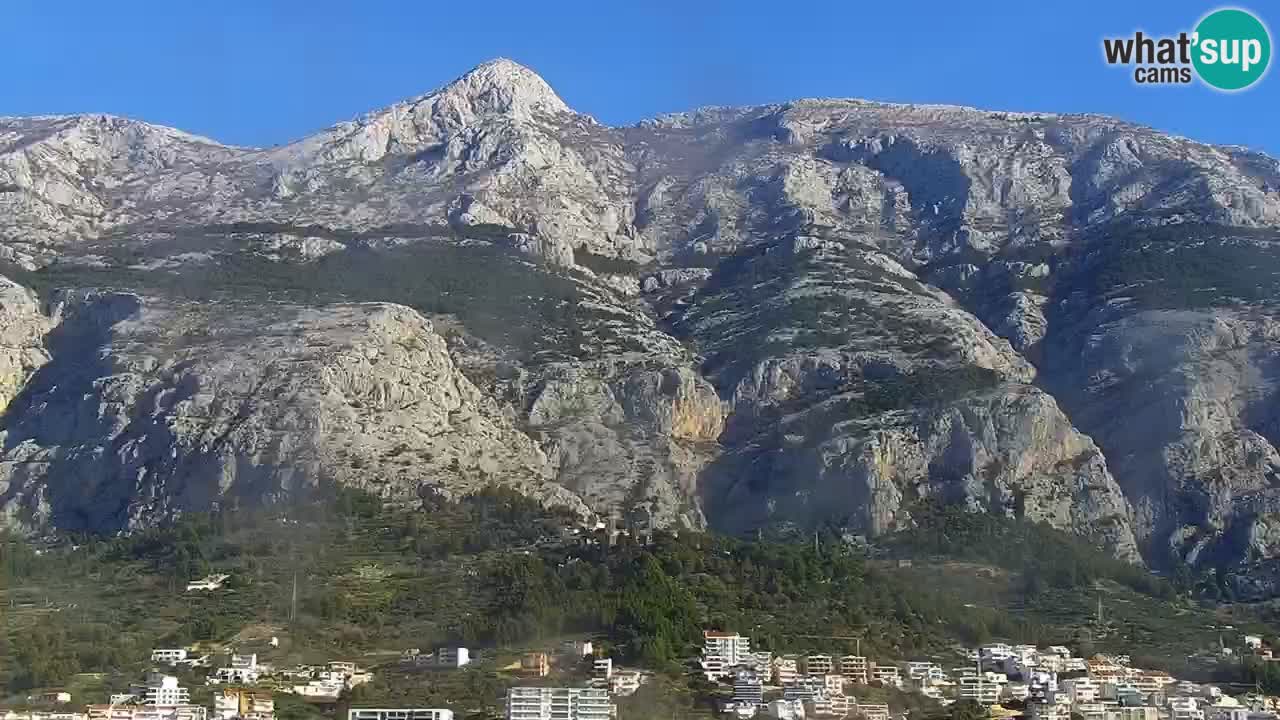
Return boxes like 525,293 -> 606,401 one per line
5,0 -> 1277,154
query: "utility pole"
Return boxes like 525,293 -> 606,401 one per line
289,572 -> 298,622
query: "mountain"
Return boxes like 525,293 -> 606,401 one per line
3,58 -> 1280,591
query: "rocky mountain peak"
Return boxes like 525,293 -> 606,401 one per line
435,57 -> 572,119
271,57 -> 574,169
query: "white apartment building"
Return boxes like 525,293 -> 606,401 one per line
560,641 -> 594,658
810,694 -> 850,718
213,690 -> 273,720
870,664 -> 901,688
806,655 -> 834,677
1014,645 -> 1040,664
609,672 -> 641,697
782,678 -> 824,702
749,652 -> 774,674
1064,678 -> 1101,704
857,704 -> 890,720
1028,702 -> 1070,720
958,675 -> 1001,705
839,656 -> 869,684
185,575 -> 229,592
734,670 -> 765,706
328,662 -> 359,676
1075,704 -> 1108,720
1108,709 -> 1159,720
821,675 -> 845,698
906,662 -> 944,682
766,700 -> 804,720
151,650 -> 189,665
773,656 -> 801,686
703,632 -> 751,681
980,644 -> 1014,662
1133,673 -> 1176,698
1170,698 -> 1205,720
348,711 -> 453,720
1004,684 -> 1031,702
592,658 -> 613,681
506,687 -> 612,720
87,707 -> 205,720
435,648 -> 471,668
3,713 -> 87,720
289,682 -> 342,700
133,674 -> 190,707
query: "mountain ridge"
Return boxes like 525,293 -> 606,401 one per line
3,58 -> 1280,593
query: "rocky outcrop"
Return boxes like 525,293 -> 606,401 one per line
0,276 -> 51,413
708,383 -> 1137,560
1044,304 -> 1280,569
0,290 -> 593,531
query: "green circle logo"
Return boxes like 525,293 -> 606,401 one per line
1193,8 -> 1271,90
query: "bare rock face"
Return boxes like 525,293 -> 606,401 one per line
5,58 -> 1280,584
0,276 -> 51,413
1045,305 -> 1280,569
752,384 -> 1139,560
0,291 -> 591,531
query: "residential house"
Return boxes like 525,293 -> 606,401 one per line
151,650 -> 189,665
505,687 -> 613,720
133,674 -> 191,706
289,682 -> 342,701
560,641 -> 594,658
435,648 -> 471,668
86,706 -> 206,720
1169,698 -> 1205,720
1064,678 -> 1101,704
327,662 -> 358,677
185,575 -> 230,592
3,713 -> 87,720
213,689 -> 273,720
906,663 -> 944,682
609,672 -> 641,697
1107,708 -> 1159,720
26,693 -> 72,705
1027,702 -> 1069,720
520,653 -> 551,678
856,704 -> 889,720
1133,672 -> 1176,699
765,701 -> 805,720
810,694 -> 850,718
1075,704 -> 1108,720
1003,684 -> 1030,702
782,678 -> 824,703
348,711 -> 453,720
